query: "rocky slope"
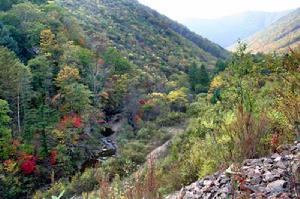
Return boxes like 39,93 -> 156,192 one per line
168,141 -> 300,199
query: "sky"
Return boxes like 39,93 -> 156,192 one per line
138,0 -> 300,21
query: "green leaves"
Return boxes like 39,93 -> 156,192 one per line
188,62 -> 210,93
103,48 -> 132,74
0,99 -> 12,159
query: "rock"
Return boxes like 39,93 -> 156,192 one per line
168,143 -> 300,199
271,153 -> 281,159
266,180 -> 287,194
264,171 -> 276,182
276,161 -> 286,169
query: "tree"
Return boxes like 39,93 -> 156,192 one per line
103,47 -> 132,74
27,55 -> 53,105
188,62 -> 210,93
0,99 -> 12,159
0,0 -> 21,11
0,46 -> 31,135
1,2 -> 46,61
215,59 -> 227,73
0,22 -> 19,54
40,29 -> 57,56
59,83 -> 92,114
56,66 -> 92,114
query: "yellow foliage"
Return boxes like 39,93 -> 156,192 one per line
40,29 -> 56,55
167,88 -> 188,103
3,159 -> 18,173
52,129 -> 65,141
210,75 -> 223,91
149,92 -> 166,98
56,65 -> 80,85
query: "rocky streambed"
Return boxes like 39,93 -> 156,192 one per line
168,141 -> 300,199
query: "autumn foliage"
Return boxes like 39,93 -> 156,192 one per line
50,150 -> 58,166
19,154 -> 37,175
58,114 -> 82,129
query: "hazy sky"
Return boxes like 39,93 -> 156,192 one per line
138,0 -> 300,20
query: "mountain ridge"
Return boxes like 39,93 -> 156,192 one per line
241,7 -> 300,53
182,10 -> 292,48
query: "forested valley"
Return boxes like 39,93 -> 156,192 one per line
0,0 -> 299,198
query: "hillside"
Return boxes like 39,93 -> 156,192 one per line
182,10 -> 291,48
243,8 -> 300,53
1,0 -> 300,199
56,0 -> 228,71
0,0 -> 227,198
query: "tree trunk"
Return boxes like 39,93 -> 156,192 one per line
17,95 -> 21,136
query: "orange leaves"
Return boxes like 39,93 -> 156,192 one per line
97,58 -> 105,65
100,91 -> 110,100
270,134 -> 280,152
134,114 -> 142,124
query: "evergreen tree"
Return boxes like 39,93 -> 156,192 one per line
188,62 -> 210,93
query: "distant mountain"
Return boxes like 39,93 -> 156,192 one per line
242,8 -> 300,53
56,0 -> 228,72
182,10 -> 292,48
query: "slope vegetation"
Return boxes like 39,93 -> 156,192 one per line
245,8 -> 300,53
56,0 -> 228,71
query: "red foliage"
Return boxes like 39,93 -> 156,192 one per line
19,155 -> 37,175
58,114 -> 82,129
138,99 -> 147,105
50,150 -> 58,166
72,116 -> 82,128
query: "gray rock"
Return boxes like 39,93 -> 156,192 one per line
264,171 -> 276,182
167,143 -> 299,199
271,153 -> 281,159
266,180 -> 287,194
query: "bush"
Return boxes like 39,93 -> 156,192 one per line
156,112 -> 186,127
33,168 -> 99,199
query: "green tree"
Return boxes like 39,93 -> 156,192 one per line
103,48 -> 132,74
0,99 -> 12,159
0,2 -> 46,61
0,46 -> 31,135
0,22 -> 19,54
27,55 -> 53,105
0,0 -> 21,11
214,59 -> 227,73
56,66 -> 92,114
188,62 -> 210,93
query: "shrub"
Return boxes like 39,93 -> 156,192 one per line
156,112 -> 186,127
